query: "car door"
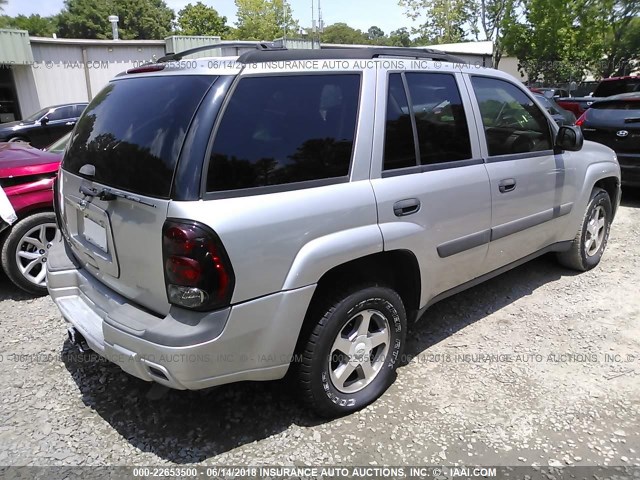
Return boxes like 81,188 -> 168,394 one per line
465,74 -> 567,271
371,69 -> 492,305
42,105 -> 77,146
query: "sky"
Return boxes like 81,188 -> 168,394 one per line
3,0 -> 418,35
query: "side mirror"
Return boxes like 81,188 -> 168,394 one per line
543,90 -> 554,99
40,116 -> 50,125
555,125 -> 583,152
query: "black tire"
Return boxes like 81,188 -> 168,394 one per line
557,187 -> 612,272
1,212 -> 57,296
297,285 -> 407,418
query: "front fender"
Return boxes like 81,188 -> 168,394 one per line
560,159 -> 621,241
282,224 -> 383,290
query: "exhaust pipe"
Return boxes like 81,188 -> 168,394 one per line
67,327 -> 90,353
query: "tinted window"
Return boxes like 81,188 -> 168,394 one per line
406,73 -> 472,164
63,75 -> 217,198
588,100 -> 640,124
472,77 -> 552,156
74,104 -> 87,117
593,79 -> 640,97
207,74 -> 360,192
384,74 -> 417,170
47,106 -> 75,121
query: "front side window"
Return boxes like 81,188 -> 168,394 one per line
47,106 -> 75,121
471,76 -> 552,156
206,74 -> 360,192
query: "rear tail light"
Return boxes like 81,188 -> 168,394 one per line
162,219 -> 235,311
575,111 -> 588,127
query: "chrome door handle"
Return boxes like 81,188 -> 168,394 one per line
498,178 -> 516,193
393,198 -> 421,217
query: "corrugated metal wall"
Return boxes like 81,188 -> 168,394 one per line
0,29 -> 34,65
13,41 -> 165,117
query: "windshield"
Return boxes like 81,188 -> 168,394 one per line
63,75 -> 218,198
24,107 -> 50,122
46,132 -> 71,153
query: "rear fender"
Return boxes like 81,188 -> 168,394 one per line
282,225 -> 383,290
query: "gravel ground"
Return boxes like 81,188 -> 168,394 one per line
0,190 -> 639,468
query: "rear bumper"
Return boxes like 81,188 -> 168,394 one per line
618,154 -> 640,187
46,237 -> 316,390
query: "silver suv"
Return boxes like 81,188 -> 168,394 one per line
47,46 -> 621,418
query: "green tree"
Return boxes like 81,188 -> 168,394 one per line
400,0 -> 478,44
321,22 -> 368,44
3,14 -> 58,36
0,0 -> 6,12
502,0 -> 608,84
476,0 -> 517,67
234,0 -> 299,41
177,2 -> 230,37
58,0 -> 175,40
367,25 -> 385,42
595,0 -> 640,77
388,27 -> 412,47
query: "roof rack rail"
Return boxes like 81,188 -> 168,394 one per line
237,47 -> 467,65
158,42 -> 286,63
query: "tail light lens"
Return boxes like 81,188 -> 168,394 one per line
162,219 -> 235,311
575,111 -> 588,127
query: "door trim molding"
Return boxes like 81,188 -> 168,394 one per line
436,202 -> 573,258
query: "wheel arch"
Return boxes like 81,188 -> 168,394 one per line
294,249 -> 422,353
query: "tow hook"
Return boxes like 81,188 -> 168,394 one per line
67,327 -> 90,353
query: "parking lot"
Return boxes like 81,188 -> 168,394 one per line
0,190 -> 638,468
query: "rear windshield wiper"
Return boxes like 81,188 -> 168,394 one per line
80,185 -> 157,208
624,117 -> 640,123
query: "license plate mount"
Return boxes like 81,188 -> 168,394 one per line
83,217 -> 108,252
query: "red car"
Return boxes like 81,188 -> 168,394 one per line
0,133 -> 68,294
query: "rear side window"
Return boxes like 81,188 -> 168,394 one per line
383,72 -> 472,172
406,73 -> 472,164
206,74 -> 360,192
63,75 -> 217,198
471,76 -> 552,156
384,74 -> 416,170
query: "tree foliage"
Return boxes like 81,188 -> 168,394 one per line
400,0 -> 479,44
501,0 -> 639,83
389,27 -> 412,46
320,23 -> 368,44
234,0 -> 299,41
57,0 -> 174,40
177,2 -> 230,37
0,14 -> 58,36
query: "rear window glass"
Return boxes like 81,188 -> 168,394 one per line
593,79 -> 640,97
63,75 -> 217,198
206,74 -> 360,192
589,100 -> 640,123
